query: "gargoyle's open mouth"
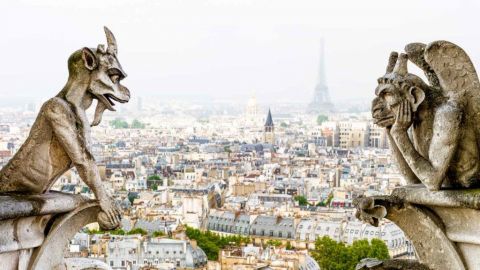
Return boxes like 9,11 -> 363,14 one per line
100,94 -> 128,111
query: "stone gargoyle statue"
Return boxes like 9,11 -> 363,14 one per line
371,41 -> 480,191
0,27 -> 129,230
355,41 -> 480,270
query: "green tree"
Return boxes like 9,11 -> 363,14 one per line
127,228 -> 148,236
325,193 -> 334,205
109,229 -> 126,235
86,228 -> 125,235
147,174 -> 161,180
110,118 -> 129,129
152,230 -> 165,237
280,122 -> 288,128
286,241 -> 294,250
350,239 -> 371,262
312,236 -> 353,270
312,236 -> 390,270
369,239 -> 390,259
317,114 -> 328,125
131,119 -> 146,129
185,226 -> 250,261
266,239 -> 282,247
147,174 -> 162,190
294,195 -> 309,206
128,193 -> 139,204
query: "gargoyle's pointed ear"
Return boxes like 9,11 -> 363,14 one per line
410,86 -> 426,112
82,47 -> 97,71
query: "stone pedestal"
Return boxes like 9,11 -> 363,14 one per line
0,192 -> 106,270
356,184 -> 480,270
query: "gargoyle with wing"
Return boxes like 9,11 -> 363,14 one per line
372,41 -> 480,190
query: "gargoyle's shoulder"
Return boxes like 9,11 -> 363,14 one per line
41,97 -> 75,121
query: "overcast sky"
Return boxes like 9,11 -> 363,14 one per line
1,0 -> 480,105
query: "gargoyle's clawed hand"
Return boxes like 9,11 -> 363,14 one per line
353,196 -> 387,227
392,100 -> 413,133
98,197 -> 122,230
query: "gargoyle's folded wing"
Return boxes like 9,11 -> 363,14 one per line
404,42 -> 440,88
424,40 -> 480,99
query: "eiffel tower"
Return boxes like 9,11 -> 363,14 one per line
308,38 -> 334,114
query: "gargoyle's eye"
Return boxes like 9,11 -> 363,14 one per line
107,68 -> 124,84
110,74 -> 120,84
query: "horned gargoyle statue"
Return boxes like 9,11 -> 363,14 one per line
0,27 -> 129,229
356,41 -> 480,227
372,41 -> 480,191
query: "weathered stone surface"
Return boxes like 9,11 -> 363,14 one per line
0,27 -> 127,230
0,192 -> 88,221
355,193 -> 466,270
356,258 -> 430,270
0,26 -> 128,270
0,191 -> 109,270
29,202 -> 102,270
64,258 -> 111,270
390,184 -> 480,209
0,215 -> 51,253
356,186 -> 480,269
372,41 -> 480,191
358,40 -> 480,270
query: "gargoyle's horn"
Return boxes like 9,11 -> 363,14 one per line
393,53 -> 408,76
104,26 -> 117,55
386,52 -> 398,74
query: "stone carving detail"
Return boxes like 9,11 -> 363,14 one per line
0,27 -> 129,230
372,41 -> 480,190
357,41 -> 480,270
356,258 -> 430,270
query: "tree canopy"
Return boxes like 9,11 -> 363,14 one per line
110,118 -> 146,129
185,226 -> 250,260
317,114 -> 328,125
294,195 -> 309,206
311,236 -> 390,270
110,118 -> 129,129
131,119 -> 146,129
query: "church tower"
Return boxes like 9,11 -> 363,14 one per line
264,109 -> 275,144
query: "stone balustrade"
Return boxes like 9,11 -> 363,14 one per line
355,184 -> 480,270
0,191 -> 105,270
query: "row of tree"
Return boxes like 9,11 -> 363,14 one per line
85,226 -> 390,268
312,236 -> 390,270
294,193 -> 333,207
85,227 -> 165,237
185,226 -> 250,260
110,118 -> 146,129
